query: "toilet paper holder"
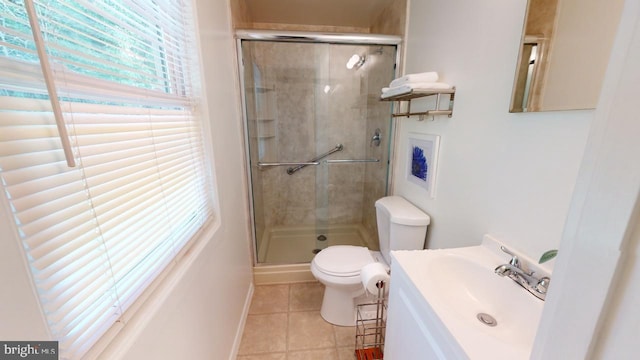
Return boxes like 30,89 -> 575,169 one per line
355,280 -> 386,360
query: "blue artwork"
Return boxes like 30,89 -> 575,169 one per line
407,133 -> 439,197
411,146 -> 428,181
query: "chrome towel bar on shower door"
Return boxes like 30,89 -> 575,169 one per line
325,159 -> 380,164
257,158 -> 378,167
256,144 -> 379,174
257,162 -> 320,167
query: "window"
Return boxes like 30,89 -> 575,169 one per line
0,0 -> 212,358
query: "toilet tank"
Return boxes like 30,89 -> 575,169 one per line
375,196 -> 430,264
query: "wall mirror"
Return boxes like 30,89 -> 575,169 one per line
510,0 -> 624,113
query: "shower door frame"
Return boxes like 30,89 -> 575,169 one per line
235,30 -> 402,266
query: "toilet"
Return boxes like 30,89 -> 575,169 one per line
311,196 -> 430,326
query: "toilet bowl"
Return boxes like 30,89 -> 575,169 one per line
311,196 -> 430,326
311,245 -> 381,326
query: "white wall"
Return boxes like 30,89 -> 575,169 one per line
394,0 -> 592,260
0,0 -> 254,359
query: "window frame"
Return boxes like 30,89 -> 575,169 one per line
0,0 -> 218,358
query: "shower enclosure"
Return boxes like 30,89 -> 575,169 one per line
237,32 -> 399,265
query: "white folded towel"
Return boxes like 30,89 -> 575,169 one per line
389,72 -> 439,88
381,82 -> 452,99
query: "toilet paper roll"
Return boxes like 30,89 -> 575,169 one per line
361,262 -> 390,295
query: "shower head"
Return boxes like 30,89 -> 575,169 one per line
346,54 -> 366,69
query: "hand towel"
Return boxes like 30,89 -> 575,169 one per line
381,82 -> 452,99
389,72 -> 439,88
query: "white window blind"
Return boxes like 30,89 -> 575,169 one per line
0,1 -> 212,359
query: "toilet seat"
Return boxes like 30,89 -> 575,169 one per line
313,245 -> 374,277
310,196 -> 429,326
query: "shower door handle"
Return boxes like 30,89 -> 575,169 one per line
285,144 -> 344,175
324,159 -> 380,163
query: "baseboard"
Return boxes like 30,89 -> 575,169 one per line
229,282 -> 254,360
253,263 -> 316,285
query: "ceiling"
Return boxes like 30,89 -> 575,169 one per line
243,0 -> 394,28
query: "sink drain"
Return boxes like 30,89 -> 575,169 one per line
476,313 -> 497,327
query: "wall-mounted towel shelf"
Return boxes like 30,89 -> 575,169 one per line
381,87 -> 456,120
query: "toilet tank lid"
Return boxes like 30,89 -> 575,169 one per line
375,196 -> 430,226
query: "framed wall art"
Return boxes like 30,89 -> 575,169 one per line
406,132 -> 440,198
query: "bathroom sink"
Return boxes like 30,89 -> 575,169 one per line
391,235 -> 548,359
424,253 -> 543,348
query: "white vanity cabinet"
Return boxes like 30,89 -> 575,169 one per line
384,238 -> 546,360
385,253 -> 468,360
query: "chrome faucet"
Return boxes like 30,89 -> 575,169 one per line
494,246 -> 550,301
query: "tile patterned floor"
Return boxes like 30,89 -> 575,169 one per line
237,282 -> 357,360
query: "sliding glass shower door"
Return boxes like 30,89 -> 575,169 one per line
240,38 -> 397,264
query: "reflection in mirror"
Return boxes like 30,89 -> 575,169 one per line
510,0 -> 624,113
512,37 -> 543,112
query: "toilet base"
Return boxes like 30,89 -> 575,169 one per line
319,285 -> 366,326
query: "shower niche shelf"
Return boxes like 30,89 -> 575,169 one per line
381,87 -> 456,120
248,83 -> 278,162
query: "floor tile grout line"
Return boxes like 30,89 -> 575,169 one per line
286,283 -> 291,355
332,323 -> 341,359
287,283 -> 291,359
285,282 -> 291,358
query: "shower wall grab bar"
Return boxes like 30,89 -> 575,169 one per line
285,144 -> 344,175
325,159 -> 380,163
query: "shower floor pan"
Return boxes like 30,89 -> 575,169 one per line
257,224 -> 374,264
